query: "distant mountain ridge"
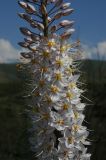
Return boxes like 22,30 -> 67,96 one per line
0,60 -> 106,83
0,63 -> 20,83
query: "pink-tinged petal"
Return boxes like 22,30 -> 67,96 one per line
26,3 -> 36,14
61,28 -> 75,39
50,25 -> 57,33
61,3 -> 71,10
59,20 -> 74,27
54,11 -> 62,19
63,8 -> 74,16
19,27 -> 32,36
18,42 -> 29,48
18,1 -> 27,9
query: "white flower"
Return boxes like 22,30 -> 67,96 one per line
49,111 -> 73,131
58,142 -> 74,160
79,147 -> 91,160
18,0 -> 91,159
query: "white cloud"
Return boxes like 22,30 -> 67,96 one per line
0,39 -> 21,63
0,38 -> 106,63
83,41 -> 106,60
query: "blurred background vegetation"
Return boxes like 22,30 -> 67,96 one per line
0,60 -> 106,160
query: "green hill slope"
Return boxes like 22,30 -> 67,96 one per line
0,60 -> 106,160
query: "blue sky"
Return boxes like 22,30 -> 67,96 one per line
0,0 -> 106,62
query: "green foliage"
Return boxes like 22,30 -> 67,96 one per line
0,64 -> 34,160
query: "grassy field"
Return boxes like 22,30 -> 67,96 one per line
0,60 -> 106,160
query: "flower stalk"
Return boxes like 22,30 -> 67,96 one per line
18,0 -> 91,159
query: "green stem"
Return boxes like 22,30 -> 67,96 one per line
42,0 -> 48,37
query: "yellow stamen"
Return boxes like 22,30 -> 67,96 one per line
39,79 -> 45,87
68,82 -> 76,89
57,119 -> 64,125
40,66 -> 48,72
68,137 -> 74,144
48,40 -> 56,47
51,86 -> 59,94
66,92 -> 74,99
62,104 -> 69,110
72,125 -> 79,132
60,45 -> 67,53
42,51 -> 50,58
74,112 -> 79,119
54,72 -> 62,81
55,59 -> 63,67
66,68 -> 75,74
43,113 -> 50,120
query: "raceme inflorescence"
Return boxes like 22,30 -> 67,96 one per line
17,0 -> 91,159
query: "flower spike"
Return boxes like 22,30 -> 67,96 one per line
18,0 -> 91,159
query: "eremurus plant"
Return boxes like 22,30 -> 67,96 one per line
17,0 -> 91,159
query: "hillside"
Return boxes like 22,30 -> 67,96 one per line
0,60 -> 106,160
0,63 -> 20,83
0,60 -> 106,82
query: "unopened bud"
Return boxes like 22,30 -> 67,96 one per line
18,1 -> 27,9
54,11 -> 62,19
26,3 -> 36,14
63,8 -> 74,16
18,42 -> 29,48
61,3 -> 71,10
20,27 -> 32,36
37,23 -> 44,31
59,20 -> 74,27
61,28 -> 75,39
50,25 -> 57,33
20,52 -> 32,58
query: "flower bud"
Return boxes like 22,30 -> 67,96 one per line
31,34 -> 40,41
59,20 -> 74,27
20,52 -> 32,58
54,11 -> 62,19
20,27 -> 32,36
30,21 -> 37,28
26,3 -> 36,14
37,23 -> 44,31
18,1 -> 27,9
63,8 -> 74,16
40,4 -> 47,16
60,3 -> 71,10
24,37 -> 33,43
61,28 -> 75,39
18,13 -> 25,19
18,42 -> 29,48
50,25 -> 57,33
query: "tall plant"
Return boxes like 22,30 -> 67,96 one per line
18,0 -> 91,159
